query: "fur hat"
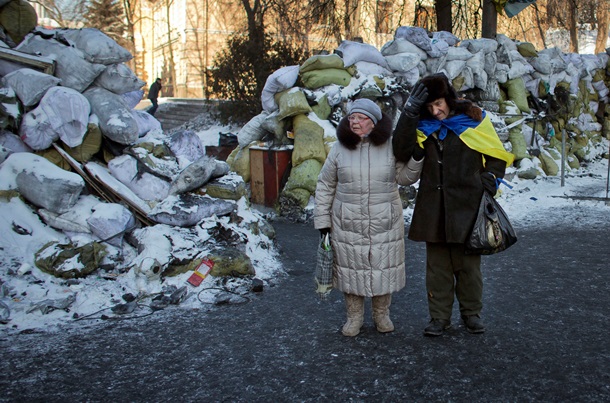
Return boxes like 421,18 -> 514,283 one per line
420,73 -> 458,104
419,73 -> 483,122
348,98 -> 382,124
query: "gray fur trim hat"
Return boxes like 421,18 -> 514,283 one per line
348,98 -> 382,124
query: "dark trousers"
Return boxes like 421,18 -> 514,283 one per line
425,242 -> 482,320
148,99 -> 158,116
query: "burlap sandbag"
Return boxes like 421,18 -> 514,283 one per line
300,68 -> 352,89
62,122 -> 102,162
0,0 -> 37,45
283,158 -> 322,194
504,77 -> 531,113
300,54 -> 345,73
291,114 -> 326,167
276,89 -> 313,121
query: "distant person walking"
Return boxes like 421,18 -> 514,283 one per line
147,78 -> 162,116
314,98 -> 423,337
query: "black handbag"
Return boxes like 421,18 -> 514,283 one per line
466,192 -> 517,255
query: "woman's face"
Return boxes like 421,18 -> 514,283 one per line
348,113 -> 375,137
426,98 -> 450,120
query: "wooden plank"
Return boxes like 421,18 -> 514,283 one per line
250,148 -> 265,205
0,48 -> 55,75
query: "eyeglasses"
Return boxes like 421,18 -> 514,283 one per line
348,115 -> 370,122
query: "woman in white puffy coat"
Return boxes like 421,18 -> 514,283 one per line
314,99 -> 423,337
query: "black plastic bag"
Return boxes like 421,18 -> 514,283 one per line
466,192 -> 517,255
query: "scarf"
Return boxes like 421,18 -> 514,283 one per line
416,112 -> 515,167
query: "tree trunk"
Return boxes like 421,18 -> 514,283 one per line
481,0 -> 497,39
435,0 -> 452,33
595,0 -> 609,54
568,3 -> 578,53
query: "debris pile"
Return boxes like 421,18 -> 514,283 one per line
228,27 -> 610,217
0,2 -> 281,329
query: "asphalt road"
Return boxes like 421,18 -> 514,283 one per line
1,219 -> 609,402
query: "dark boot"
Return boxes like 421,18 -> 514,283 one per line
372,294 -> 394,333
462,314 -> 485,334
424,319 -> 451,337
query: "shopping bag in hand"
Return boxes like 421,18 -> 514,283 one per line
314,233 -> 334,300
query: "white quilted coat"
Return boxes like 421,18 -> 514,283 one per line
314,117 -> 422,297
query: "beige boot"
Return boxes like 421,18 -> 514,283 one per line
342,293 -> 365,337
372,294 -> 394,333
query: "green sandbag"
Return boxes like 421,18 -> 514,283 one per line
508,128 -> 528,161
311,94 -> 331,120
276,89 -> 313,121
538,149 -> 559,176
292,114 -> 326,166
504,77 -> 531,113
280,187 -> 311,209
63,123 -> 102,162
0,0 -> 37,44
35,241 -> 107,279
359,84 -> 383,99
34,147 -> 72,171
283,158 -> 322,194
517,42 -> 538,57
228,145 -> 251,182
301,68 -> 352,89
567,153 -> 580,169
300,54 -> 345,73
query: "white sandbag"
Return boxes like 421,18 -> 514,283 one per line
149,194 -> 235,227
460,38 -> 498,54
83,86 -> 139,145
466,51 -> 488,90
94,63 -> 145,94
495,63 -> 509,84
455,66 -> 474,91
261,65 -> 299,113
530,48 -> 567,74
385,53 -> 420,73
167,130 -> 206,163
335,40 -> 390,69
433,31 -> 460,47
354,60 -> 392,76
8,153 -> 84,214
439,60 -> 467,80
107,154 -> 170,202
16,35 -> 105,93
524,75 -> 541,98
427,38 -> 449,58
394,26 -> 431,51
0,129 -> 31,152
132,109 -> 162,137
484,52 -> 498,76
393,67 -> 420,87
381,38 -> 428,60
237,112 -> 269,147
592,80 -> 609,101
20,87 -> 90,150
496,34 -> 518,52
58,28 -> 132,65
445,46 -> 473,62
1,68 -> 61,107
86,202 -> 135,247
122,90 -> 144,109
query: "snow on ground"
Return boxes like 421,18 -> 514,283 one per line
1,123 -> 609,334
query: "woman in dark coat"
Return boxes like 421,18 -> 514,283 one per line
393,73 -> 514,336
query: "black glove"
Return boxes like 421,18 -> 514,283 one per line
412,146 -> 425,161
481,172 -> 498,196
403,82 -> 429,117
319,228 -> 331,237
